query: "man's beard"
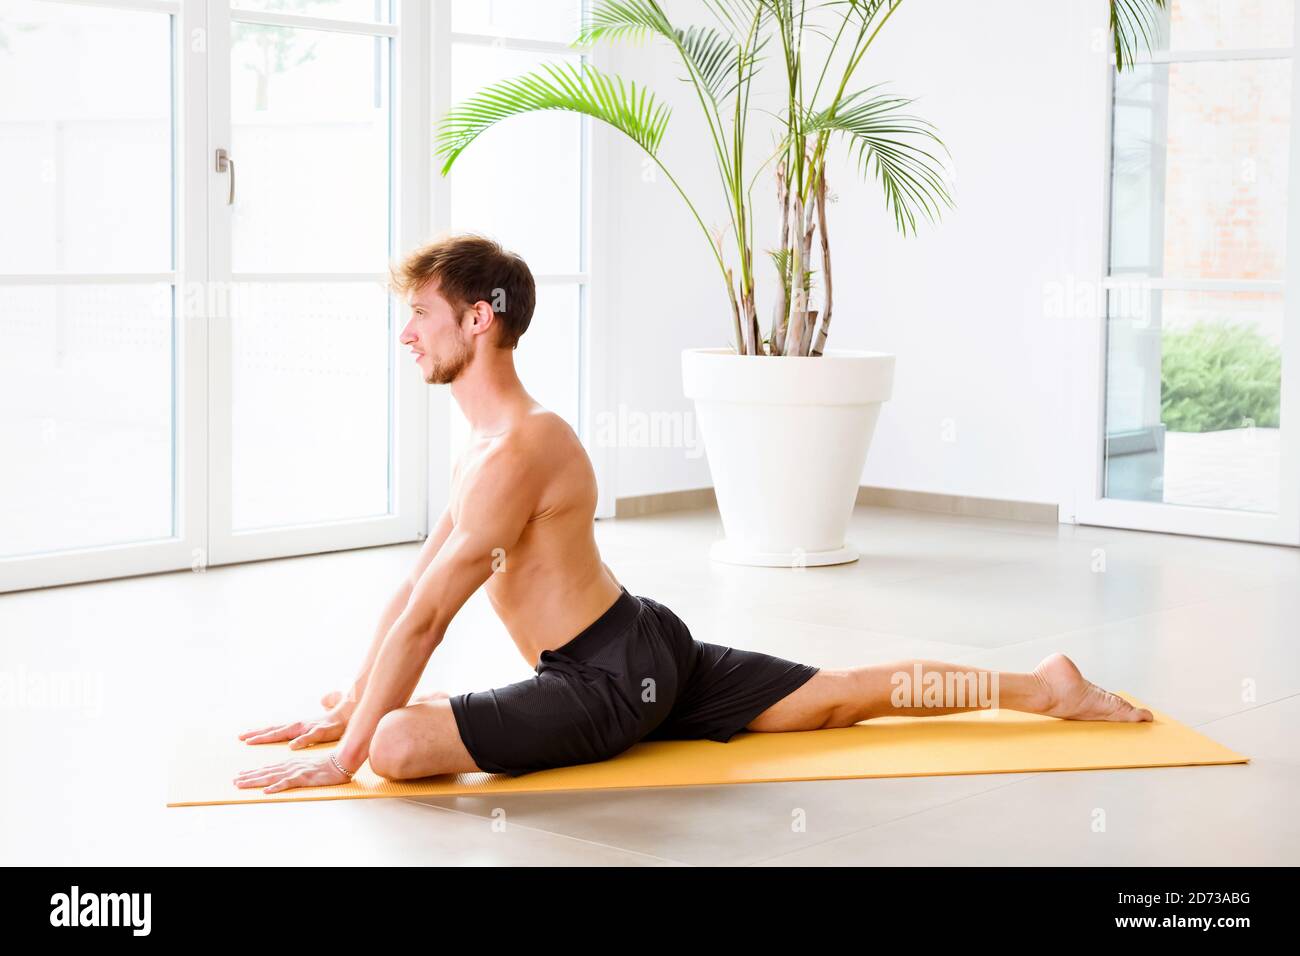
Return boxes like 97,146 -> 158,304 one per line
426,335 -> 471,385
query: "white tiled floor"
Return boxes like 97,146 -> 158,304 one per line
2,505 -> 1296,866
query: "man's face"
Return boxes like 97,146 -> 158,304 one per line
399,280 -> 473,385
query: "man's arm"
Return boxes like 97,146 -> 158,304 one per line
339,505 -> 455,706
333,444 -> 537,773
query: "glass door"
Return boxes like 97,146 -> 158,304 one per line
205,0 -> 426,565
1078,0 -> 1300,545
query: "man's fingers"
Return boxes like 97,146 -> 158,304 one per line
231,760 -> 341,793
234,770 -> 284,785
264,772 -> 307,794
288,726 -> 323,750
233,771 -> 282,788
238,725 -> 279,740
241,722 -> 305,745
241,731 -> 287,745
234,760 -> 290,780
233,760 -> 304,788
290,719 -> 346,750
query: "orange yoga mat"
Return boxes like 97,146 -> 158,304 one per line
167,693 -> 1247,807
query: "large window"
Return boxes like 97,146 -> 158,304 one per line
1091,0 -> 1300,543
0,0 -> 428,591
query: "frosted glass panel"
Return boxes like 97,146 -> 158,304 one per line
231,283 -> 391,530
0,1 -> 171,274
1110,59 -> 1291,279
1151,0 -> 1294,51
0,285 -> 175,557
449,45 -> 583,275
230,24 -> 390,272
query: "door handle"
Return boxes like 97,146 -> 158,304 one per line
215,148 -> 235,205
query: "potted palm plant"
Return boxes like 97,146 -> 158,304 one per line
436,0 -> 1166,565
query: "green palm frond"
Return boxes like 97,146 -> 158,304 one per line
578,1 -> 764,105
435,61 -> 670,175
1111,0 -> 1168,71
767,247 -> 792,291
576,0 -> 673,45
807,85 -> 953,236
767,247 -> 814,293
677,24 -> 736,99
680,24 -> 769,100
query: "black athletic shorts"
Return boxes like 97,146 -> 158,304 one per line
447,586 -> 821,777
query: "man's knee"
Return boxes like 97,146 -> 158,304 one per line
369,710 -> 416,779
746,669 -> 849,732
368,702 -> 477,779
815,668 -> 871,727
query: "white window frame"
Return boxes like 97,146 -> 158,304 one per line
1067,11 -> 1300,546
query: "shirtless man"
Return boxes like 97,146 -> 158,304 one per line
234,235 -> 1152,795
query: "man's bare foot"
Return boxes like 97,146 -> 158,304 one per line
1032,653 -> 1153,722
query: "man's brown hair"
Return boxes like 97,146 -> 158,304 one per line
391,234 -> 536,349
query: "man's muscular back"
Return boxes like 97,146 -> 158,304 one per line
446,404 -> 623,667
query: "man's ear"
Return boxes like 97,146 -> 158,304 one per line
464,300 -> 496,340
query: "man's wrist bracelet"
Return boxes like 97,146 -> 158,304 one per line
329,752 -> 354,780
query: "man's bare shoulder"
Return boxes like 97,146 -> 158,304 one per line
503,407 -> 581,459
471,408 -> 579,481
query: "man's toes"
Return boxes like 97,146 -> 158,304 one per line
1090,689 -> 1129,721
1112,696 -> 1151,722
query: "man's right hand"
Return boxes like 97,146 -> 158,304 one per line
238,691 -> 357,750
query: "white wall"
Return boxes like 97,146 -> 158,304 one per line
602,0 -> 1112,507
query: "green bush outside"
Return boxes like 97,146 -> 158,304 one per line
1161,321 -> 1281,433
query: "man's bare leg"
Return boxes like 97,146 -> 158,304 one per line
366,698 -> 484,778
317,688 -> 478,779
362,654 -> 1151,780
746,653 -> 1153,733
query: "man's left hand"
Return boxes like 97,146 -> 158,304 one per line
233,754 -> 353,794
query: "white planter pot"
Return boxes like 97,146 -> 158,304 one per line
682,347 -> 895,567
